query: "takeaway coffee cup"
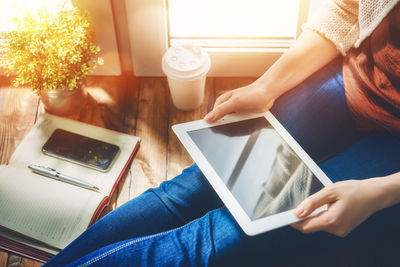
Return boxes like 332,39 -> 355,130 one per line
162,44 -> 211,111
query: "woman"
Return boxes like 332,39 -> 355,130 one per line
45,0 -> 400,266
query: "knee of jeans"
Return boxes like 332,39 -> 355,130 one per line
149,164 -> 224,223
148,164 -> 206,203
156,164 -> 208,195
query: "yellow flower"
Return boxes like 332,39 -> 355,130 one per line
0,5 -> 102,94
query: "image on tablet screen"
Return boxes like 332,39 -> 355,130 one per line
187,117 -> 324,220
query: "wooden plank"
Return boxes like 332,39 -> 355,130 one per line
79,76 -> 128,131
166,78 -> 215,180
36,76 -> 128,131
114,76 -> 140,207
0,87 -> 39,164
0,251 -> 7,267
129,77 -> 170,199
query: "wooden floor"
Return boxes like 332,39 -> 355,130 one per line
0,75 -> 255,266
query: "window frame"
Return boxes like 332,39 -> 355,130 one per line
125,0 -> 310,77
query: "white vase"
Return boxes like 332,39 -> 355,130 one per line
40,85 -> 87,116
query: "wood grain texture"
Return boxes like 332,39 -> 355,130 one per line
0,87 -> 39,164
129,77 -> 170,199
166,78 -> 215,180
115,76 -> 139,206
0,252 -> 7,267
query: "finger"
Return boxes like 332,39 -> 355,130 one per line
293,201 -> 348,235
208,98 -> 238,122
214,91 -> 233,109
294,186 -> 337,218
204,95 -> 237,123
292,211 -> 329,234
204,92 -> 233,122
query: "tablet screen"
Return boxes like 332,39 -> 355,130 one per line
187,117 -> 324,221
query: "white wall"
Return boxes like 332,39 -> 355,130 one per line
73,0 -> 121,75
111,0 -> 134,74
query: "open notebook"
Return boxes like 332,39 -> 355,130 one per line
0,113 -> 140,262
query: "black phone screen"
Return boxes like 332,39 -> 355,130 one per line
42,129 -> 120,172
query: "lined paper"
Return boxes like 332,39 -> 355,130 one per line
0,165 -> 104,249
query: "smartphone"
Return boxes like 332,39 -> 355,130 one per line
42,129 -> 120,172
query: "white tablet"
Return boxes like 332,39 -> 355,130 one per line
172,111 -> 332,235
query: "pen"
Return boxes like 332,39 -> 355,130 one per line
28,164 -> 100,192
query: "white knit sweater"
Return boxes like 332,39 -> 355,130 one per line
303,0 -> 400,55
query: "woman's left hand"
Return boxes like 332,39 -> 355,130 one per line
292,178 -> 387,237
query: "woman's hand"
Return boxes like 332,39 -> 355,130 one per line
292,178 -> 387,237
204,81 -> 275,123
204,30 -> 340,123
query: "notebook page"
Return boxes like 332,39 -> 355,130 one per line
0,165 -> 104,249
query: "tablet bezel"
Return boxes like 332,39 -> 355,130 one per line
172,111 -> 332,235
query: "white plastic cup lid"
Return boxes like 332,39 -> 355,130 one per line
162,44 -> 211,80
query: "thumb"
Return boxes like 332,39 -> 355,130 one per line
294,187 -> 337,218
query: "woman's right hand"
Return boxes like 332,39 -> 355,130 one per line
204,81 -> 275,123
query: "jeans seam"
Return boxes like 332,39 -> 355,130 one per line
77,224 -> 188,267
208,212 -> 218,266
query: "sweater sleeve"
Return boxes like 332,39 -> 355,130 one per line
302,0 -> 359,55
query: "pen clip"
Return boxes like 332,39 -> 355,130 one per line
45,166 -> 57,172
29,164 -> 58,176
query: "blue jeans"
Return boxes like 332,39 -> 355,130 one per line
45,59 -> 400,266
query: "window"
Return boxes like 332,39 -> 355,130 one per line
168,0 -> 300,48
126,0 -> 310,76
